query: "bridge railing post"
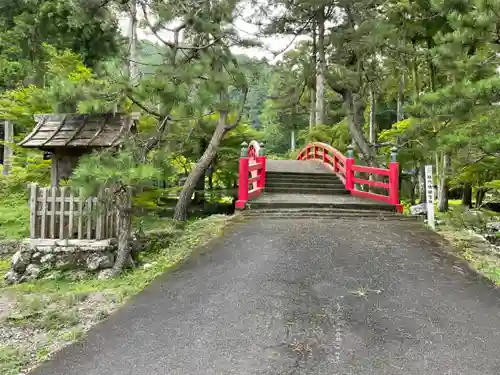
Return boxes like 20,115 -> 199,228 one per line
256,142 -> 266,189
388,146 -> 400,206
236,142 -> 249,209
345,144 -> 355,191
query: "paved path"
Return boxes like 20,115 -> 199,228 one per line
32,218 -> 500,375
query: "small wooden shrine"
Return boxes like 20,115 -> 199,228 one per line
19,112 -> 139,186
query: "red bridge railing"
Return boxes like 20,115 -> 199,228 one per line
297,142 -> 402,212
236,141 -> 266,209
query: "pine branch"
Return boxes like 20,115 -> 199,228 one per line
127,93 -> 161,117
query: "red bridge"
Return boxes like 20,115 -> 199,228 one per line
235,141 -> 404,219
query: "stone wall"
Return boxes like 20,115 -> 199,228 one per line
4,239 -> 118,284
0,240 -> 21,256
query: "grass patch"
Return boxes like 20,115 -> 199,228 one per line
0,345 -> 30,375
0,214 -> 235,374
437,204 -> 500,285
0,191 -> 29,240
7,214 -> 233,297
441,230 -> 500,286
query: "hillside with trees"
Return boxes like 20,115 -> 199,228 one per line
1,0 -> 500,371
0,0 -> 499,269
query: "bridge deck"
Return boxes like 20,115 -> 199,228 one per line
266,159 -> 331,174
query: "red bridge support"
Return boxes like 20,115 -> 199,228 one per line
236,141 -> 266,209
297,142 -> 402,212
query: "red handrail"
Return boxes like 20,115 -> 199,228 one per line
235,140 -> 266,209
297,142 -> 402,212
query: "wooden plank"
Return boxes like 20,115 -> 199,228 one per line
64,114 -> 89,146
59,186 -> 66,238
29,184 -> 38,239
40,188 -> 47,239
77,191 -> 84,239
50,187 -> 57,238
28,238 -> 114,247
95,195 -> 103,240
68,192 -> 75,239
18,116 -> 47,147
103,189 -> 109,238
86,197 -> 92,239
36,197 -> 79,203
47,187 -> 57,238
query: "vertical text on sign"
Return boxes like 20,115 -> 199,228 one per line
425,165 -> 435,230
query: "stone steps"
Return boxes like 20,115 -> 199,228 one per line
243,207 -> 414,220
266,172 -> 341,182
247,195 -> 395,211
264,186 -> 349,195
243,211 -> 416,220
265,181 -> 346,189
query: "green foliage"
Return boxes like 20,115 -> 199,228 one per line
0,151 -> 50,239
0,0 -> 121,90
297,122 -> 350,152
70,147 -> 165,198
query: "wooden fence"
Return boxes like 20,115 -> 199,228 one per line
28,183 -> 119,240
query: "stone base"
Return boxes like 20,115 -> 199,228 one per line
5,239 -> 118,284
0,240 -> 21,256
3,230 -> 171,284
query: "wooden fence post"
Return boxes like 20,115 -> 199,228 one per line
29,183 -> 38,238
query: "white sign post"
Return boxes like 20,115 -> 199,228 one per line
425,165 -> 435,230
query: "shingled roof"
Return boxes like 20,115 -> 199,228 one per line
19,112 -> 140,149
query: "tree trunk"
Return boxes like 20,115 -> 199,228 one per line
193,138 -> 207,205
368,89 -> 376,144
436,152 -> 441,203
193,173 -> 206,206
342,90 -> 376,165
462,183 -> 472,207
419,163 -> 426,203
476,188 -> 486,208
127,0 -> 139,82
411,40 -> 420,101
397,74 -> 404,122
290,129 -> 296,151
438,152 -> 450,212
174,114 -> 229,221
315,7 -> 325,126
309,24 -> 317,131
310,93 -> 316,131
410,179 -> 416,205
111,190 -> 133,277
368,89 -> 377,192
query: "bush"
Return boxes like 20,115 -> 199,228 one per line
0,152 -> 50,239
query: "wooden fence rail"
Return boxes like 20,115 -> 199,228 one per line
28,183 -> 119,240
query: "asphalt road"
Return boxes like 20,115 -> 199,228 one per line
32,218 -> 500,375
